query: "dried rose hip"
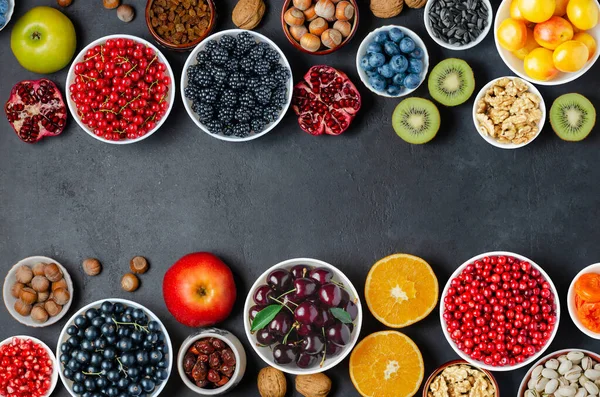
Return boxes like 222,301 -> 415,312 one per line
185,337 -> 236,389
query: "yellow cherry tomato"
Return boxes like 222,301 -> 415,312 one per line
573,32 -> 597,60
554,0 -> 569,16
517,0 -> 556,23
553,40 -> 590,71
497,18 -> 529,51
513,28 -> 540,59
567,0 -> 599,30
524,47 -> 559,80
510,0 -> 527,20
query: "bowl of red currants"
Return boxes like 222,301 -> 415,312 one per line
243,258 -> 362,375
66,35 -> 176,144
440,251 -> 560,372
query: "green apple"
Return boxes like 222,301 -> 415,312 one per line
11,6 -> 76,74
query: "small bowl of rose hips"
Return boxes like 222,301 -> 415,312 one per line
243,258 -> 362,375
440,251 -> 560,371
66,35 -> 176,144
178,328 -> 247,395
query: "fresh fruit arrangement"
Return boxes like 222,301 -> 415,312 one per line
58,300 -> 169,396
0,337 -> 55,397
573,273 -> 600,332
184,31 -> 291,138
292,65 -> 361,136
248,264 -> 359,369
359,27 -> 427,96
550,93 -> 596,141
182,337 -> 236,389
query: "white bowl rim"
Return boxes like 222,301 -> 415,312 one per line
517,348 -> 600,396
3,256 -> 74,328
472,76 -> 546,149
177,329 -> 246,395
0,335 -> 59,397
0,0 -> 14,32
493,0 -> 600,86
567,263 -> 600,339
65,34 -> 176,145
423,0 -> 494,51
243,257 -> 363,375
355,25 -> 430,98
440,251 -> 561,372
180,28 -> 294,142
56,298 -> 173,397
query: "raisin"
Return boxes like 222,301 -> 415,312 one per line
207,369 -> 221,383
191,360 -> 208,382
211,338 -> 226,350
221,348 -> 236,366
183,353 -> 196,374
195,340 -> 215,354
209,352 -> 221,369
220,364 -> 235,377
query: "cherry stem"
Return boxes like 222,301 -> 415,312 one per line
283,322 -> 299,345
277,289 -> 295,300
269,297 -> 295,313
319,328 -> 327,367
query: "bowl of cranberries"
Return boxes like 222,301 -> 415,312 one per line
66,35 -> 175,144
243,258 -> 362,375
441,251 -> 560,371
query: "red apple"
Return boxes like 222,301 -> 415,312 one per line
163,252 -> 236,327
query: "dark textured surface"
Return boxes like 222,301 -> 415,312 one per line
1,0 -> 600,396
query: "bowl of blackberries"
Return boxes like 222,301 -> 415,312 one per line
56,299 -> 172,397
182,29 -> 293,142
243,258 -> 363,375
356,25 -> 429,97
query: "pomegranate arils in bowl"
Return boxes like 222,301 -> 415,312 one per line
4,79 -> 67,144
292,65 -> 361,136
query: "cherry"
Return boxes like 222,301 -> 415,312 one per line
314,306 -> 334,328
273,344 -> 298,365
294,278 -> 318,299
319,283 -> 343,307
248,305 -> 263,322
297,324 -> 314,337
296,352 -> 318,368
309,268 -> 333,285
256,329 -> 276,346
300,333 -> 325,355
267,269 -> 293,291
343,300 -> 359,321
294,302 -> 319,324
253,285 -> 274,306
268,312 -> 293,336
326,343 -> 343,357
326,322 -> 351,346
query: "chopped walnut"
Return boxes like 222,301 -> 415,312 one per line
428,364 -> 495,397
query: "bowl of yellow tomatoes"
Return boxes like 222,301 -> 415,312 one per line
494,0 -> 599,85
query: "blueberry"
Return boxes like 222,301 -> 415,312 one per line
360,55 -> 373,71
378,63 -> 395,79
61,343 -> 71,353
60,353 -> 69,363
128,383 -> 143,396
75,350 -> 90,364
85,309 -> 99,321
121,353 -> 136,367
404,73 -> 422,89
100,301 -> 114,314
84,326 -> 100,340
149,350 -> 163,364
368,52 -> 386,68
384,41 -> 401,56
390,55 -> 409,73
131,330 -> 144,344
117,327 -> 131,337
399,37 -> 416,54
387,85 -> 403,96
95,377 -> 108,389
113,303 -> 125,314
101,360 -> 114,371
368,74 -> 387,92
74,315 -> 88,328
91,317 -> 105,328
127,367 -> 141,379
157,359 -> 169,368
106,387 -> 120,397
67,325 -> 78,336
90,352 -> 103,366
374,31 -> 389,44
101,323 -> 117,336
63,368 -> 74,380
144,366 -> 156,377
84,378 -> 97,391
366,42 -> 383,54
410,47 -> 424,59
73,383 -> 86,394
366,70 -> 379,78
154,368 -> 169,381
74,372 -> 86,383
148,321 -> 160,332
93,337 -> 107,350
389,27 -> 405,42
117,377 -> 131,390
67,336 -> 80,348
136,351 -> 149,365
408,58 -> 423,74
117,337 -> 133,352
141,378 -> 156,393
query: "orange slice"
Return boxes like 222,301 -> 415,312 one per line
350,331 -> 424,397
365,253 -> 438,328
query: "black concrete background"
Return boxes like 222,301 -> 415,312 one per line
1,0 -> 599,396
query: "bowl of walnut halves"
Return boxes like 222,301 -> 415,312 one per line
423,360 -> 499,397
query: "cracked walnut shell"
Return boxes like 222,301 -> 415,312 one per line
233,0 -> 266,30
370,0 -> 403,18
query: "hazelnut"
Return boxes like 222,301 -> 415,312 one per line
121,273 -> 140,292
335,1 -> 355,21
31,276 -> 50,292
321,28 -> 342,48
117,4 -> 135,23
82,258 -> 102,276
19,287 -> 37,305
32,262 -> 47,276
130,256 -> 149,274
333,20 -> 352,37
290,25 -> 309,41
300,33 -> 321,52
44,263 -> 63,282
103,0 -> 120,9
52,288 -> 70,305
15,265 -> 33,284
304,5 -> 318,21
57,0 -> 72,6
293,0 -> 312,11
11,282 -> 25,299
14,300 -> 32,317
314,0 -> 336,20
31,306 -> 49,323
309,17 -> 329,36
45,300 -> 63,317
37,291 -> 50,303
284,7 -> 305,26
52,279 -> 68,292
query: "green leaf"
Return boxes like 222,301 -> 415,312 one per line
251,305 -> 283,332
330,307 -> 353,324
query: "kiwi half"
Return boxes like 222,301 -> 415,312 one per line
392,97 -> 440,144
550,93 -> 596,142
428,58 -> 475,107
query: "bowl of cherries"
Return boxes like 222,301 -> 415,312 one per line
66,35 -> 175,144
243,258 -> 362,375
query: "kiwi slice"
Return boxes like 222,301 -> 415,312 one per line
392,97 -> 440,144
550,93 -> 596,142
428,58 -> 475,107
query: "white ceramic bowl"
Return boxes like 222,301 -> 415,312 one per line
356,25 -> 430,98
3,256 -> 74,328
494,0 -> 600,86
517,349 -> 600,396
568,263 -> 600,339
243,258 -> 363,375
65,34 -> 176,144
424,0 -> 493,50
0,0 -> 14,32
0,336 -> 59,396
181,29 -> 293,142
472,76 -> 546,149
440,251 -> 560,372
177,328 -> 247,395
56,298 -> 173,397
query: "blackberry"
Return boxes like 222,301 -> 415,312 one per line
184,86 -> 201,101
264,47 -> 280,65
272,64 -> 291,84
264,75 -> 279,89
239,57 -> 255,75
225,58 -> 239,73
270,87 -> 287,106
254,59 -> 271,76
194,103 -> 215,121
190,68 -> 212,88
263,105 -> 280,122
251,118 -> 267,133
187,65 -> 201,82
254,85 -> 272,105
196,50 -> 211,64
233,122 -> 251,138
211,67 -> 228,87
198,88 -> 218,104
222,126 -> 234,136
251,106 -> 264,118
227,72 -> 246,91
210,46 -> 229,65
220,89 -> 238,108
234,107 -> 252,123
205,119 -> 224,135
247,77 -> 260,88
220,35 -> 236,51
205,40 -> 218,52
247,45 -> 265,61
217,107 -> 235,124
239,91 -> 255,109
235,32 -> 256,55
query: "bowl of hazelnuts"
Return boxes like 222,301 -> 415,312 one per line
282,0 -> 359,55
3,256 -> 73,327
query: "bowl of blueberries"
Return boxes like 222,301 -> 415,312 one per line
356,25 -> 429,97
243,258 -> 362,375
0,0 -> 14,32
56,299 -> 172,397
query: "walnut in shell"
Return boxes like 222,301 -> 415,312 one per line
232,0 -> 266,30
370,0 -> 403,18
296,373 -> 332,397
257,367 -> 287,397
406,0 -> 427,8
